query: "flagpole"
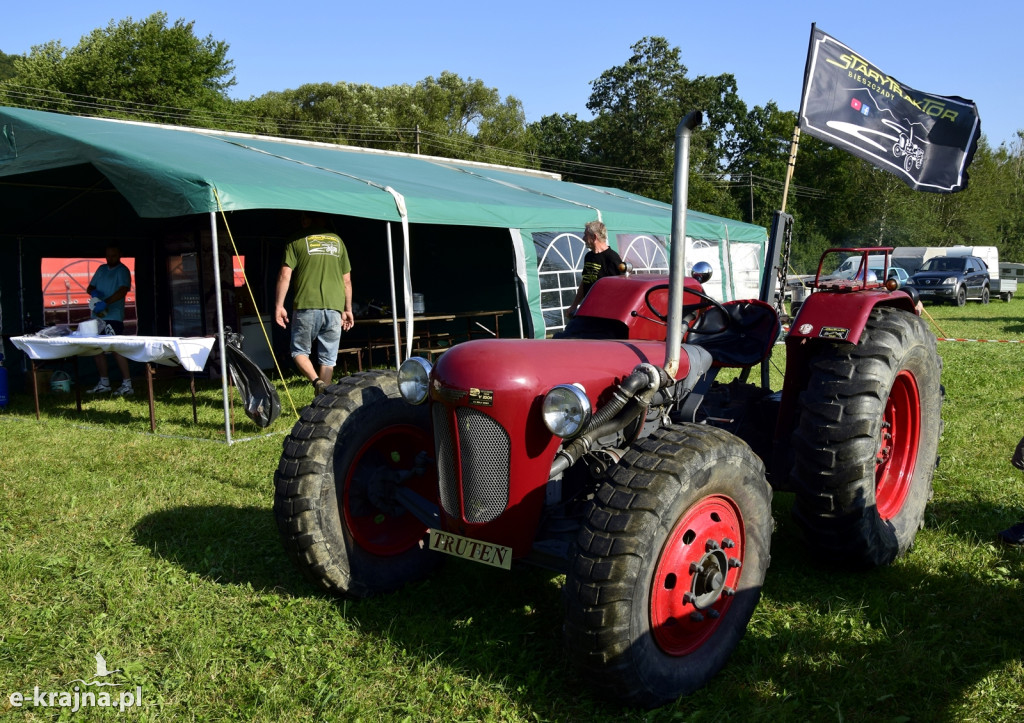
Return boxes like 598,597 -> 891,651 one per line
780,126 -> 801,214
782,23 -> 819,214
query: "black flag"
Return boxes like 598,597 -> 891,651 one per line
799,26 -> 980,193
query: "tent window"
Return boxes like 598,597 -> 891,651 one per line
618,234 -> 668,274
534,231 -> 586,334
41,257 -> 137,332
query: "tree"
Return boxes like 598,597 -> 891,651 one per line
526,113 -> 592,177
1,13 -> 235,120
0,49 -> 17,82
728,102 -> 797,227
244,72 -> 533,165
581,36 -> 745,217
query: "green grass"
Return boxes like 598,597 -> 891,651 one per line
2,300 -> 1024,721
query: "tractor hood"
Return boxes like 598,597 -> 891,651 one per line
430,337 -> 695,412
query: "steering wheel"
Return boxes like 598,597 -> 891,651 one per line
643,284 -> 733,334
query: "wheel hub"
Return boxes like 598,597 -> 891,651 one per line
342,424 -> 435,556
650,495 -> 744,656
687,544 -> 730,610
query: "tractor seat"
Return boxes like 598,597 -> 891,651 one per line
684,299 -> 781,367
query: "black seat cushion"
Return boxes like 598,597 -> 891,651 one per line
684,300 -> 781,367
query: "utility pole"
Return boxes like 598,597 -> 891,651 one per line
749,174 -> 755,223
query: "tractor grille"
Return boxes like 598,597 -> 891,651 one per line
433,404 -> 460,521
432,404 -> 510,524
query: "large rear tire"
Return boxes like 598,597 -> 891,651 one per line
564,424 -> 772,707
274,371 -> 441,598
791,307 -> 942,567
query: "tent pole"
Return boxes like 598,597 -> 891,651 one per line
209,212 -> 232,444
401,218 -> 413,361
512,264 -> 524,339
386,223 -> 401,364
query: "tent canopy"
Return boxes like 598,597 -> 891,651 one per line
0,105 -> 765,244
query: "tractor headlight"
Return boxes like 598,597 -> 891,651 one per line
542,384 -> 592,439
398,357 -> 432,405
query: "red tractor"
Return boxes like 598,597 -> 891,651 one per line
273,113 -> 942,707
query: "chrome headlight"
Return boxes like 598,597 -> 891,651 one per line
542,384 -> 592,439
942,276 -> 958,285
398,357 -> 432,405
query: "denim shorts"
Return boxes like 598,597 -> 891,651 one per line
290,309 -> 342,367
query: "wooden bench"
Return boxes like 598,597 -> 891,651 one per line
337,346 -> 364,373
412,332 -> 454,362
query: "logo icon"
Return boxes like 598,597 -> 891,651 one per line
70,653 -> 123,688
7,653 -> 142,713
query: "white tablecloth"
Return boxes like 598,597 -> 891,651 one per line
11,335 -> 216,373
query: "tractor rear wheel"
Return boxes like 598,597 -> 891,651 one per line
274,371 -> 440,598
791,307 -> 942,567
564,424 -> 772,707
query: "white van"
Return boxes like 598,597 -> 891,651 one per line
831,254 -> 909,284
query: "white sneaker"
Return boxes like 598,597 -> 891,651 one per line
87,381 -> 111,394
113,382 -> 134,397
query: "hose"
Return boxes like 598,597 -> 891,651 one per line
548,364 -> 666,478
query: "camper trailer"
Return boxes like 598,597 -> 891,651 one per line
998,262 -> 1022,301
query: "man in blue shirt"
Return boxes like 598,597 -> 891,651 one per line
85,245 -> 134,396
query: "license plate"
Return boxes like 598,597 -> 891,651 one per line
428,529 -> 512,570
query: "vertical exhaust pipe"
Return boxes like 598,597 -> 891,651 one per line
664,111 -> 703,377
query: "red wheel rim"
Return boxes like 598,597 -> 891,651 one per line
876,370 -> 921,520
651,494 -> 745,656
342,424 -> 435,556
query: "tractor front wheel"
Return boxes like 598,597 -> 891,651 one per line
274,371 -> 440,598
791,307 -> 942,567
564,424 -> 772,707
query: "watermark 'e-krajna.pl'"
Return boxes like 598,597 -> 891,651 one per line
7,653 -> 143,713
9,685 -> 142,713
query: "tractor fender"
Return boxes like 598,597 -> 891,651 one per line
787,288 -> 917,346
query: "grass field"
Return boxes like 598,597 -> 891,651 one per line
1,299 -> 1023,722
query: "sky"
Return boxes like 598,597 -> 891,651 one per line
1,0 -> 1020,148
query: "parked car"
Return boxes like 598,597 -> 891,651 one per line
906,255 -> 991,306
830,254 -> 910,284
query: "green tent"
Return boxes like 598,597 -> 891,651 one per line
0,105 -> 767,342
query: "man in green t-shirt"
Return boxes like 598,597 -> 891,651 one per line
274,212 -> 353,395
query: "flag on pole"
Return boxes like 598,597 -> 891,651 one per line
799,26 -> 980,193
